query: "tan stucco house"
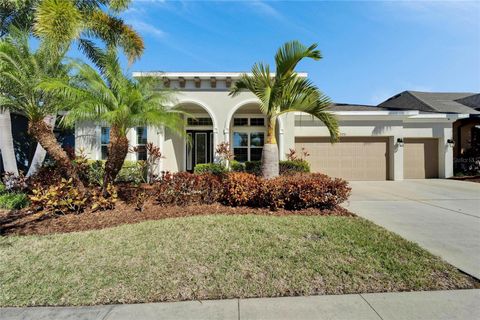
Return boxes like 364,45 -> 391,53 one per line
2,72 -> 478,181
69,72 -> 478,181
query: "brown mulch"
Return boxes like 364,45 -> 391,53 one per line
450,176 -> 480,183
0,201 -> 354,237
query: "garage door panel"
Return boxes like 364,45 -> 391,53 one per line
404,138 -> 438,179
295,137 -> 389,181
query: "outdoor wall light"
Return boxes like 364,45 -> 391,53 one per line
396,138 -> 404,147
447,139 -> 455,147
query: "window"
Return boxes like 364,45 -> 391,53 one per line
250,132 -> 264,161
136,127 -> 147,160
233,132 -> 248,162
233,131 -> 264,162
250,118 -> 265,126
234,118 -> 248,126
100,127 -> 110,160
187,118 -> 213,126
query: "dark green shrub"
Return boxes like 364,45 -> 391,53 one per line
230,160 -> 245,172
194,163 -> 227,175
0,182 -> 6,194
245,161 -> 261,176
279,160 -> 310,175
86,160 -> 146,185
0,192 -> 29,210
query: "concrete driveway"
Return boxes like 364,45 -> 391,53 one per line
343,179 -> 480,279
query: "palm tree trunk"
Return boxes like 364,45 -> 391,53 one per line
27,119 -> 85,194
102,125 -> 129,195
26,114 -> 56,177
0,110 -> 19,175
261,116 -> 279,179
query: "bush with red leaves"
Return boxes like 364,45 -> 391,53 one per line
154,172 -> 222,206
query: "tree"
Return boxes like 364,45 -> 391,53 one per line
229,40 -> 339,179
1,0 -> 144,177
1,0 -> 143,64
42,49 -> 184,194
0,30 -> 85,191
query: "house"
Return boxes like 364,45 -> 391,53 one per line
72,72 -> 477,181
1,72 -> 477,180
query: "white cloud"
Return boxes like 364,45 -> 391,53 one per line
127,19 -> 166,39
249,0 -> 282,19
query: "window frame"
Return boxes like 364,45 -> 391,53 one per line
135,127 -> 148,161
231,115 -> 267,162
100,126 -> 110,160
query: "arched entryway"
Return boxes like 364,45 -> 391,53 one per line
163,100 -> 218,172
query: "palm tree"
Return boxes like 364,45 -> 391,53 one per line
1,0 -> 143,64
41,49 -> 184,194
1,0 -> 144,177
0,30 -> 85,191
230,41 -> 339,179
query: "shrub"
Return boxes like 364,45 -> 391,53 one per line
29,178 -> 88,215
0,182 -> 6,195
2,172 -> 27,192
259,173 -> 351,210
245,161 -> 261,176
91,184 -> 118,212
230,160 -> 245,172
279,160 -> 310,175
155,172 -> 222,206
194,163 -> 227,175
117,161 -> 146,184
220,172 -> 260,207
0,193 -> 29,210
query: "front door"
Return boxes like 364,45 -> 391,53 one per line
186,130 -> 213,171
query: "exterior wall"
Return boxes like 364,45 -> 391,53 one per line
294,114 -> 457,180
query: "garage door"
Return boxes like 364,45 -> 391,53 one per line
295,137 -> 389,180
404,138 -> 438,179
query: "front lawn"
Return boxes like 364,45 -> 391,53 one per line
0,215 -> 476,307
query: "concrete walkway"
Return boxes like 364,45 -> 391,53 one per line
344,179 -> 480,278
1,289 -> 479,320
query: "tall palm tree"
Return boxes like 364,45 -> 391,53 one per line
1,0 -> 144,177
0,30 -> 85,191
41,49 -> 184,194
230,41 -> 339,179
1,0 -> 143,63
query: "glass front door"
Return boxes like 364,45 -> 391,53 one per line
186,130 -> 213,171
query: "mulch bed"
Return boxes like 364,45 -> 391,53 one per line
450,176 -> 480,183
0,201 -> 354,237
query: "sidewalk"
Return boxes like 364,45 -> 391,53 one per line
1,289 -> 479,320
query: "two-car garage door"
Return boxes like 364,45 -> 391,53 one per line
295,137 -> 389,180
295,137 -> 439,180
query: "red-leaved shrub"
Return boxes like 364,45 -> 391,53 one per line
260,173 -> 351,210
155,172 -> 222,206
220,172 -> 260,207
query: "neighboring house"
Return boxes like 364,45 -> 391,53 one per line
2,72 -> 477,180
379,91 -> 480,160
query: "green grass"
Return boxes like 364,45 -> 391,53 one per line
0,215 -> 474,307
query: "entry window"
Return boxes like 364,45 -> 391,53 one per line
234,118 -> 248,126
233,132 -> 264,162
100,127 -> 110,160
136,127 -> 147,160
187,118 -> 213,126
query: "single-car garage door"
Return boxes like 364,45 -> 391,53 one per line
295,137 -> 389,180
404,138 -> 438,179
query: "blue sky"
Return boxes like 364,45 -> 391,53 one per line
115,0 -> 480,105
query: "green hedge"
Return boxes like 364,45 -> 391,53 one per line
230,160 -> 310,176
86,160 -> 146,185
279,160 -> 310,175
194,163 -> 227,175
0,192 -> 29,210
